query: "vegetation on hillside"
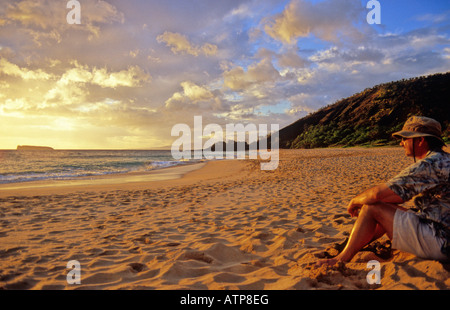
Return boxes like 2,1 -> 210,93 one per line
279,72 -> 450,149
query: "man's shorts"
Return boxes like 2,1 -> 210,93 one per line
393,209 -> 448,261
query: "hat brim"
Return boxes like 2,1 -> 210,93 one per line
392,130 -> 445,143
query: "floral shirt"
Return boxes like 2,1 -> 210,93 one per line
386,151 -> 450,257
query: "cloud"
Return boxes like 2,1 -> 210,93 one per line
223,58 -> 280,91
57,61 -> 150,88
277,48 -> 310,68
0,57 -> 150,115
415,11 -> 450,24
444,48 -> 450,60
165,81 -> 222,111
264,0 -> 366,44
0,57 -> 53,80
309,46 -> 384,65
287,92 -> 325,114
157,31 -> 218,57
39,62 -> 151,115
0,0 -> 124,45
91,66 -> 150,88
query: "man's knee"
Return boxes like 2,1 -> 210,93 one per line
360,204 -> 377,216
360,203 -> 396,219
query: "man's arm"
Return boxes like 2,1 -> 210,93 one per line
347,184 -> 404,217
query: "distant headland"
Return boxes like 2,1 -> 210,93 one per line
17,145 -> 54,151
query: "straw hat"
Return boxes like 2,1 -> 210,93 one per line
392,116 -> 444,143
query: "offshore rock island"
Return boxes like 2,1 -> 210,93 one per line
16,145 -> 54,151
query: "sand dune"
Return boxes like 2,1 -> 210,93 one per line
0,148 -> 449,290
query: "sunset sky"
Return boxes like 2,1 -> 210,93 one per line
0,0 -> 449,149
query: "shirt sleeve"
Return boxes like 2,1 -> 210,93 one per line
386,160 -> 439,202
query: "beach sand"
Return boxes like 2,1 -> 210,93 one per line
0,148 -> 449,290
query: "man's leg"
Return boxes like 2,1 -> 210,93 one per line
317,203 -> 404,266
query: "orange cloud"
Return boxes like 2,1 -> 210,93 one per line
0,58 -> 53,80
223,58 -> 280,91
157,31 -> 218,56
1,0 -> 124,45
264,0 -> 365,44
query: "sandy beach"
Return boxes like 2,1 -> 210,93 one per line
0,148 -> 449,290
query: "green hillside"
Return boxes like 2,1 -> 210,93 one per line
278,72 -> 450,149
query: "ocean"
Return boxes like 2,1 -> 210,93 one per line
0,149 -> 196,185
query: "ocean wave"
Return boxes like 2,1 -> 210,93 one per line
0,156 -> 199,184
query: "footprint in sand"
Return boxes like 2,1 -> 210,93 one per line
128,262 -> 146,273
180,251 -> 214,264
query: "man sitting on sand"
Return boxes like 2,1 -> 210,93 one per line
318,116 -> 450,266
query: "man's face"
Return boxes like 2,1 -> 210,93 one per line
400,137 -> 414,157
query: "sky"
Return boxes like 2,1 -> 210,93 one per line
0,0 -> 449,150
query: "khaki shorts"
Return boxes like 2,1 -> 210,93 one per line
393,209 -> 448,261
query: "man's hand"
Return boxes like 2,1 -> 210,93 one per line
346,184 -> 404,217
347,199 -> 363,217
